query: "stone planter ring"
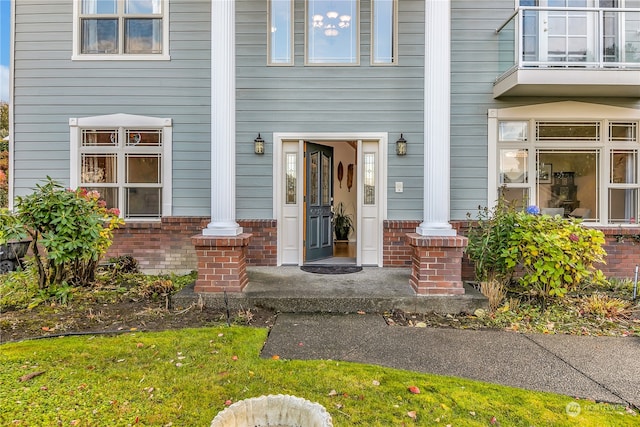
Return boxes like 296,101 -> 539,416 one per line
211,394 -> 333,427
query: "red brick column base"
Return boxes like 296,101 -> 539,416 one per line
191,234 -> 252,294
407,233 -> 468,296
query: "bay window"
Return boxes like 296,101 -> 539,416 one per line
496,115 -> 640,224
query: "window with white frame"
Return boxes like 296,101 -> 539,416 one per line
497,117 -> 640,224
269,0 -> 294,65
306,0 -> 359,64
371,0 -> 397,65
70,115 -> 172,219
74,0 -> 169,59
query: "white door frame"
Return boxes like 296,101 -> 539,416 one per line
273,132 -> 388,266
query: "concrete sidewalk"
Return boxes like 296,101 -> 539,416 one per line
261,313 -> 640,408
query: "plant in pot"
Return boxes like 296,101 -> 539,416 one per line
333,202 -> 354,241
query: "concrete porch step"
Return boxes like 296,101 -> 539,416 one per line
173,267 -> 488,314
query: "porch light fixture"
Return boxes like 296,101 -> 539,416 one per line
254,133 -> 265,154
396,133 -> 407,156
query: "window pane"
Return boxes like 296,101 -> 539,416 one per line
321,153 -> 331,205
307,0 -> 358,64
609,123 -> 637,142
611,151 -> 637,184
499,149 -> 528,183
537,122 -> 600,141
372,0 -> 395,64
125,0 -> 162,14
81,19 -> 118,54
86,187 -> 118,211
500,187 -> 529,209
499,121 -> 528,142
126,187 -> 161,218
126,155 -> 161,183
82,130 -> 118,146
310,152 -> 319,205
125,19 -> 162,54
364,153 -> 376,204
82,0 -> 117,14
609,188 -> 638,223
269,0 -> 293,64
126,130 -> 162,146
285,153 -> 297,204
82,154 -> 117,183
537,151 -> 598,220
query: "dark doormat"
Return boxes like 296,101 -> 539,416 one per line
300,265 -> 363,275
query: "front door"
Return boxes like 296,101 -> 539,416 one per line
305,142 -> 334,262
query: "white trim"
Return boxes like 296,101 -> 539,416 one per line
8,0 -> 15,210
71,0 -> 170,61
273,132 -> 387,266
69,113 -> 172,219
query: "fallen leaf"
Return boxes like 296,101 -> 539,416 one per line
136,343 -> 144,348
357,310 -> 366,315
328,389 -> 338,397
408,386 -> 420,394
415,322 -> 427,328
407,411 -> 417,420
372,380 -> 380,386
490,416 -> 498,424
175,363 -> 183,367
19,371 -> 45,382
224,399 -> 232,406
70,420 -> 80,426
231,355 -> 238,361
469,411 -> 476,416
271,354 -> 280,360
298,342 -> 304,346
440,403 -> 450,411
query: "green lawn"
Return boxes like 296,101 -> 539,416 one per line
1,327 -> 635,426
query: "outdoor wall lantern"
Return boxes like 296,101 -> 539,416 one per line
396,133 -> 407,156
254,133 -> 265,154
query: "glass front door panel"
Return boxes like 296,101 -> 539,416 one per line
310,152 -> 319,205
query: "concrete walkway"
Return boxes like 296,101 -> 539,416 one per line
262,313 -> 640,408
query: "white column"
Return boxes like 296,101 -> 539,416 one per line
416,0 -> 456,237
204,0 -> 242,236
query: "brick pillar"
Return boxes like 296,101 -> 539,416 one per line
191,234 -> 252,293
407,233 -> 467,295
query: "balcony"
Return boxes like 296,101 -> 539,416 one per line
494,6 -> 640,98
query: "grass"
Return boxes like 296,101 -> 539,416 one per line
1,327 -> 636,426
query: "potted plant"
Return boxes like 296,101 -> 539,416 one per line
333,202 -> 354,241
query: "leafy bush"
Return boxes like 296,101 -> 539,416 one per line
0,178 -> 123,288
465,197 -> 519,283
467,198 -> 608,310
503,211 -> 607,308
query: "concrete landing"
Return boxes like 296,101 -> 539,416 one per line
173,266 -> 487,314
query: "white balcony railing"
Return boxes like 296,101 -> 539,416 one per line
496,6 -> 640,75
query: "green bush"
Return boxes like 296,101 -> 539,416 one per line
503,212 -> 607,307
467,199 -> 608,309
465,197 -> 519,282
0,178 -> 123,288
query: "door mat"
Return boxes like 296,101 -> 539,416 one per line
300,265 -> 363,275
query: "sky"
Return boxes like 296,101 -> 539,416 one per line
1,0 -> 9,103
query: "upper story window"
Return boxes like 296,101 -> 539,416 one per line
268,0 -> 398,66
269,0 -> 294,65
306,0 -> 359,65
73,0 -> 170,60
372,0 -> 397,65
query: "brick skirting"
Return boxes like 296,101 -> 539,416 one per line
105,217 -> 640,280
105,218 -> 277,274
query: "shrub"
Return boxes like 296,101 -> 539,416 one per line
465,197 -> 519,283
503,211 -> 607,309
0,178 -> 123,288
